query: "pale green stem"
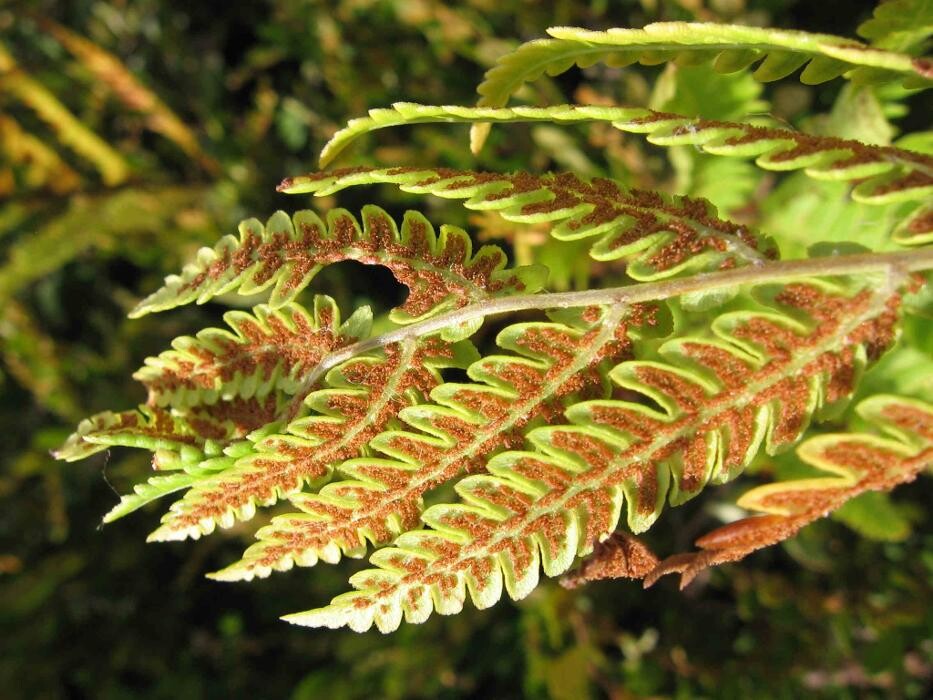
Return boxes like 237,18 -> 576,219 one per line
284,247 -> 933,419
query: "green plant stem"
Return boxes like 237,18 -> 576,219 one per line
282,247 -> 933,419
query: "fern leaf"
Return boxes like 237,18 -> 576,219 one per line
211,303 -> 656,580
319,105 -> 933,219
134,296 -> 371,408
280,168 -> 773,280
646,395 -> 933,588
470,22 -> 933,151
284,272 -> 908,631
130,207 -> 546,320
145,336 -> 477,542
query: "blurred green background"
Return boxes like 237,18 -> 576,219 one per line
1,0 -> 931,697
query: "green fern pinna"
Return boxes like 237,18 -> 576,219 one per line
57,7 -> 933,632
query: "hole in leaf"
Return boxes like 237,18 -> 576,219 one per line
439,367 -> 470,384
311,259 -> 407,316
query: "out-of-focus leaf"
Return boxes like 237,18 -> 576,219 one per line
0,186 -> 208,302
650,63 -> 769,121
0,42 -> 129,186
832,491 -> 912,542
39,18 -> 218,173
807,84 -> 896,145
857,0 -> 933,52
0,300 -> 80,419
0,115 -> 81,194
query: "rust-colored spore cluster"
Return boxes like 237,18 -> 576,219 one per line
296,167 -> 775,276
185,395 -> 281,441
157,339 -> 455,536
139,306 -> 349,404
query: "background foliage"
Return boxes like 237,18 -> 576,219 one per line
1,0 -> 931,697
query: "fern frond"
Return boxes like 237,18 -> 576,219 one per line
44,7 -> 933,638
130,207 -> 547,320
470,22 -> 933,151
319,104 -> 933,222
280,167 -> 772,280
134,296 -> 371,408
211,303 -> 655,580
0,42 -> 129,186
144,335 -> 478,542
284,271 -> 908,631
646,395 -> 933,588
